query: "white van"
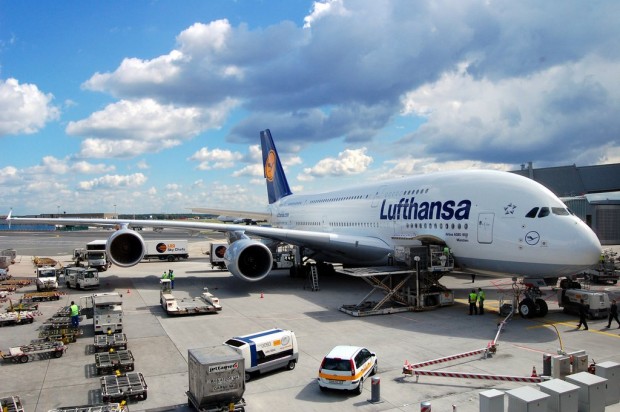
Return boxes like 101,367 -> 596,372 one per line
224,328 -> 298,381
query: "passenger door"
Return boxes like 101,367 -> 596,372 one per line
477,213 -> 494,244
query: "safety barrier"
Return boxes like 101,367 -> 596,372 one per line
411,369 -> 544,383
403,342 -> 496,374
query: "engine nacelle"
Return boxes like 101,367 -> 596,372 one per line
106,228 -> 146,267
224,238 -> 273,282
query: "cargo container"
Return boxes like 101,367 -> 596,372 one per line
187,345 -> 245,411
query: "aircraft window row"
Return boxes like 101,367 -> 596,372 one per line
381,188 -> 430,198
309,195 -> 367,204
405,222 -> 468,230
525,207 -> 572,218
330,222 -> 380,228
403,188 -> 430,196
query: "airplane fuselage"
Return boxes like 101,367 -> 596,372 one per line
269,170 -> 601,277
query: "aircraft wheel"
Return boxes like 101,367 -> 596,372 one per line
535,299 -> 549,317
519,299 -> 536,318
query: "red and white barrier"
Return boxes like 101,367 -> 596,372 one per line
411,369 -> 544,383
403,343 -> 496,374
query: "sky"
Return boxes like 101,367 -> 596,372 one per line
1,0 -> 619,216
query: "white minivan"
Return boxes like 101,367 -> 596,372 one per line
318,346 -> 377,394
224,328 -> 298,381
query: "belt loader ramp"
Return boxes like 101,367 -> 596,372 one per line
338,245 -> 455,316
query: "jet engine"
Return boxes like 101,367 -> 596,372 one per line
106,228 -> 146,267
224,238 -> 273,282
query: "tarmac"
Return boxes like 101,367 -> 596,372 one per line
1,230 -> 619,412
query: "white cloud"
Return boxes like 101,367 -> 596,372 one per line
189,147 -> 244,170
0,78 -> 60,136
78,173 -> 147,190
303,147 -> 372,178
67,98 -> 239,158
399,55 -> 620,165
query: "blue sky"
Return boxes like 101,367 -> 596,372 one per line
1,0 -> 619,216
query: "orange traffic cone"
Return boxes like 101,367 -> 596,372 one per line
531,366 -> 538,377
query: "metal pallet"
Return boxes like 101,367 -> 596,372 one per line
95,350 -> 135,375
94,334 -> 128,353
100,372 -> 147,403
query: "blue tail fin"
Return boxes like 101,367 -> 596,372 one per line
260,129 -> 293,204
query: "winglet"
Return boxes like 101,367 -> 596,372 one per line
260,129 -> 293,204
5,209 -> 12,229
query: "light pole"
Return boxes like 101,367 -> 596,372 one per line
414,256 -> 421,309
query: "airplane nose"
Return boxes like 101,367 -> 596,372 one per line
572,224 -> 602,267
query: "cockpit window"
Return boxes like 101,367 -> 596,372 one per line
537,207 -> 550,218
552,207 -> 570,216
526,207 -> 539,218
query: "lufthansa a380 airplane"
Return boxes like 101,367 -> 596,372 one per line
8,129 -> 602,283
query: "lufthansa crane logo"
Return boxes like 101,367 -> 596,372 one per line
265,150 -> 276,182
525,231 -> 540,246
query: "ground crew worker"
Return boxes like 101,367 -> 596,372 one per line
70,301 -> 80,328
168,269 -> 175,289
606,299 -> 620,328
477,288 -> 485,315
576,299 -> 589,330
468,289 -> 478,315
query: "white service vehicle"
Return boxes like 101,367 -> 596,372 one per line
86,240 -> 110,271
143,240 -> 189,262
557,288 -> 610,319
64,266 -> 100,290
35,266 -> 59,291
224,328 -> 298,381
81,292 -> 123,334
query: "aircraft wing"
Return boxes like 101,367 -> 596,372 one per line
190,207 -> 271,223
7,215 -> 392,263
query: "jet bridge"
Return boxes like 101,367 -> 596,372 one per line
338,245 -> 455,317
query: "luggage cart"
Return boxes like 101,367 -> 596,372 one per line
47,403 -> 128,412
0,311 -> 36,327
94,334 -> 128,353
22,291 -> 63,302
1,341 -> 66,363
39,326 -> 82,343
100,372 -> 148,403
6,300 -> 39,312
44,316 -> 76,327
0,396 -> 24,412
95,350 -> 135,375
